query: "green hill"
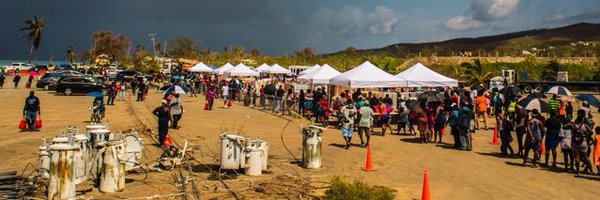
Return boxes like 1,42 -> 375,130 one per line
334,23 -> 600,57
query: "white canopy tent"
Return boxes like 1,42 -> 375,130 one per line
254,63 -> 271,73
298,64 -> 321,75
395,63 -> 458,87
297,64 -> 340,84
216,63 -> 235,75
224,63 -> 259,77
188,62 -> 215,73
264,64 -> 291,75
330,61 -> 406,88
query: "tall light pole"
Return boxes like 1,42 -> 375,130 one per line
148,33 -> 157,58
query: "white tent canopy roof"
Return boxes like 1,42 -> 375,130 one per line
224,63 -> 259,77
254,63 -> 271,72
299,64 -> 321,75
188,62 -> 214,73
264,64 -> 291,74
297,64 -> 341,84
395,62 -> 458,87
330,61 -> 406,88
216,63 -> 235,75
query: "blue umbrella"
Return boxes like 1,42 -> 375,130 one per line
575,94 -> 600,108
87,91 -> 104,97
164,85 -> 188,94
172,75 -> 182,79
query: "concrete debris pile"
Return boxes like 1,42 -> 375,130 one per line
37,123 -> 144,199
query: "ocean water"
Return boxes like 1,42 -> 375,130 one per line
0,60 -> 69,66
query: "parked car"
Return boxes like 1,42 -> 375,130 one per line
116,70 -> 142,82
36,72 -> 60,89
57,70 -> 84,77
55,77 -> 105,95
3,62 -> 30,73
107,67 -> 119,79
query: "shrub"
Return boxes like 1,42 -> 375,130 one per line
322,176 -> 396,200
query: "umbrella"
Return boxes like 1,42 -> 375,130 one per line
500,86 -> 522,96
545,86 -> 572,96
526,92 -> 546,99
404,100 -> 419,111
517,97 -> 550,113
28,70 -> 38,76
574,94 -> 600,108
489,85 -> 504,93
417,91 -> 444,103
87,91 -> 104,97
164,85 -> 188,94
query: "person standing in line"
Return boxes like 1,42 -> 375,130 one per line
170,94 -> 183,129
153,100 -> 171,146
378,101 -> 392,136
459,104 -> 474,151
358,101 -> 374,147
13,73 -> 21,88
206,87 -> 215,110
548,95 -> 560,117
298,89 -> 306,116
544,111 -> 562,168
566,101 -> 574,122
514,106 -> 528,156
397,107 -> 408,135
523,109 -> 545,168
275,85 -> 284,114
340,101 -> 356,149
475,93 -> 488,130
447,105 -> 461,149
118,81 -> 126,101
415,101 -> 429,143
593,127 -> 600,175
572,111 -> 594,175
559,119 -> 574,172
433,106 -> 446,144
23,90 -> 41,131
496,111 -> 515,157
222,84 -> 229,108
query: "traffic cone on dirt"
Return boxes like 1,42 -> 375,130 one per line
489,126 -> 500,145
361,144 -> 374,171
540,139 -> 545,154
421,169 -> 430,200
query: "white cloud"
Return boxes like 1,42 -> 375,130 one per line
444,16 -> 485,30
320,5 -> 401,35
444,0 -> 520,31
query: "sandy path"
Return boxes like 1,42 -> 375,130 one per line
0,77 -> 598,199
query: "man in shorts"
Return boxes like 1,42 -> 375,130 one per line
358,101 -> 374,147
340,101 -> 356,149
475,93 -> 488,130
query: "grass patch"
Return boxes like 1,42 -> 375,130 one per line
322,176 -> 396,200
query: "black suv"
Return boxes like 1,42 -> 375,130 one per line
55,77 -> 105,95
116,70 -> 142,82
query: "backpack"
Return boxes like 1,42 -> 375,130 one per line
448,110 -> 459,126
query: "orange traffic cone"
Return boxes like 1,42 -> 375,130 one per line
361,144 -> 374,171
489,126 -> 500,145
440,128 -> 445,135
421,169 -> 430,200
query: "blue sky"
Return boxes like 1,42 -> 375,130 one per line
1,0 -> 599,60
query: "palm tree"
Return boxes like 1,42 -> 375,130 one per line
66,45 -> 75,64
20,15 -> 47,64
460,59 -> 491,87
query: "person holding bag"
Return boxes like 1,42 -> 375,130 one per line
22,90 -> 41,131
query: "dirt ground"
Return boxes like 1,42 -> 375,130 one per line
0,77 -> 599,199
